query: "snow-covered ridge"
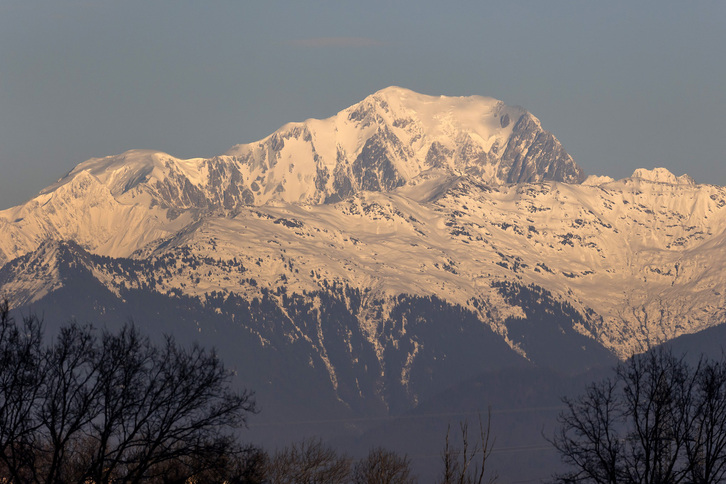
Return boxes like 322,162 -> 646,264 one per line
582,175 -> 616,186
24,87 -> 582,211
631,167 -> 695,185
227,85 -> 585,198
0,86 -> 590,264
43,150 -> 209,197
225,86 -> 525,164
2,167 -> 726,359
583,168 -> 697,187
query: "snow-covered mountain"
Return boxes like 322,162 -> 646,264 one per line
1,87 -> 725,421
0,87 -> 583,265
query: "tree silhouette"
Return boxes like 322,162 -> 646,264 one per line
0,302 -> 256,483
438,410 -> 497,484
551,347 -> 726,484
265,438 -> 350,484
352,446 -> 415,484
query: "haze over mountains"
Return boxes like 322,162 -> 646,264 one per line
1,86 -> 725,479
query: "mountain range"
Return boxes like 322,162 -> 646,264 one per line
1,86 -> 724,480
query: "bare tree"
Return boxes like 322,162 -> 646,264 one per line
620,348 -> 696,484
40,323 -> 105,482
438,410 -> 497,484
90,329 -> 256,484
550,377 -> 623,484
229,445 -> 269,484
0,305 -> 256,484
551,347 -> 726,484
685,358 -> 726,484
352,446 -> 415,484
266,438 -> 351,484
0,300 -> 44,483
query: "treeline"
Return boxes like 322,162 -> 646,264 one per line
7,297 -> 726,483
0,302 -> 495,484
182,436 -> 491,484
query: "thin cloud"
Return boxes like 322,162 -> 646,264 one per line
290,37 -> 386,48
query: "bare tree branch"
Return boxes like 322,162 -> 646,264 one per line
0,305 -> 256,484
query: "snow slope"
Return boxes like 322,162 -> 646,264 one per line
2,166 -> 725,360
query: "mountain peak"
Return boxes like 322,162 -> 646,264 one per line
631,167 -> 695,185
370,86 -> 506,107
582,174 -> 616,186
371,85 -> 416,97
363,86 -> 521,130
43,150 -> 172,197
19,88 -> 584,214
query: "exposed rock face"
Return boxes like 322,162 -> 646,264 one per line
501,113 -> 584,184
350,129 -> 408,192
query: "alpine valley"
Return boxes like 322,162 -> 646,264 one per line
2,87 -> 725,480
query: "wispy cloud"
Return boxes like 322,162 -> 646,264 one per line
289,37 -> 386,48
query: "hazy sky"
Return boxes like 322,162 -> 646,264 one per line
1,1 -> 724,209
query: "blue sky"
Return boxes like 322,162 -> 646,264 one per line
1,1 -> 724,209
